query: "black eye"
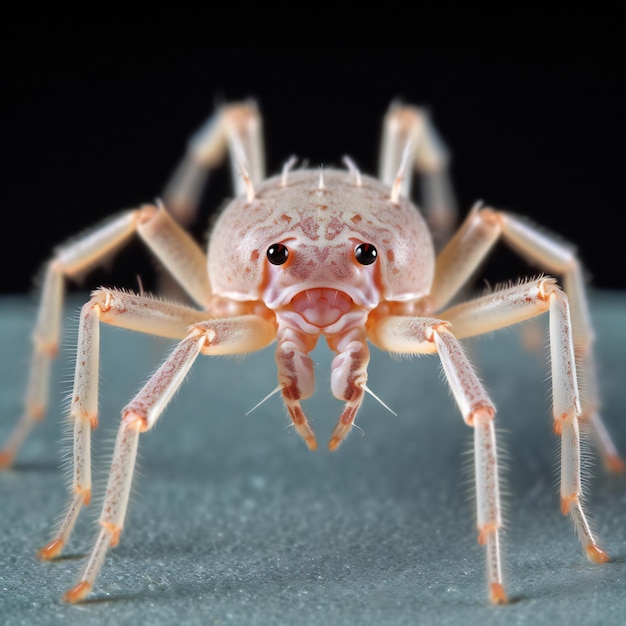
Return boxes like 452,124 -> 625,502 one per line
267,243 -> 289,265
354,243 -> 378,265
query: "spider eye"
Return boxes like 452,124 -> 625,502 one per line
267,243 -> 289,265
354,243 -> 378,265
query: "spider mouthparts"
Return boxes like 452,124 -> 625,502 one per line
291,416 -> 318,451
328,435 -> 343,452
328,419 -> 354,451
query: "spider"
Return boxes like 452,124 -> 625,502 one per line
0,101 -> 621,604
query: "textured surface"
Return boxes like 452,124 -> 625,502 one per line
1,291 -> 625,626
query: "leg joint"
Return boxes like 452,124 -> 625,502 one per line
537,276 -> 561,301
476,206 -> 504,228
427,321 -> 452,342
134,203 -> 159,225
121,409 -> 149,433
468,405 -> 496,426
85,288 -> 111,314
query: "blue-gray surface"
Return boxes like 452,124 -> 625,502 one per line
1,292 -> 625,626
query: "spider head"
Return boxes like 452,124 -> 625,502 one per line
207,168 -> 435,312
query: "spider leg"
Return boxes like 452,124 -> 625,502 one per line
368,315 -> 506,604
378,103 -> 457,248
440,278 -> 609,563
0,212 -> 137,468
0,204 -> 210,468
163,101 -> 265,227
431,206 -> 624,473
62,314 -> 275,603
62,331 -> 205,604
157,101 -> 264,302
37,289 -> 210,561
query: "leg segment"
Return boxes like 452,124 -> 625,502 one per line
62,312 -> 276,603
0,203 -> 211,467
157,101 -> 264,300
473,412 -> 507,604
63,333 -> 205,603
369,315 -> 506,603
163,101 -> 265,226
136,203 -> 212,308
548,292 -> 609,564
431,327 -> 506,603
379,103 -> 457,247
0,211 -> 137,468
431,206 -> 623,471
439,279 -> 608,562
37,289 -> 211,561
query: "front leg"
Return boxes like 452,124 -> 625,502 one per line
37,289 -> 213,561
62,332 -> 206,603
368,315 -> 506,603
62,311 -> 276,603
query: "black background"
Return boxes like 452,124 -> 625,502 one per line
2,35 -> 624,297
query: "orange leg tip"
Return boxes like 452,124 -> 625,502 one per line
37,538 -> 64,561
304,436 -> 318,451
605,455 -> 626,474
489,583 -> 508,605
63,581 -> 92,604
586,544 -> 610,564
0,449 -> 15,469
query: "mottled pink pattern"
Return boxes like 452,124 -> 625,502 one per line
207,169 -> 435,307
